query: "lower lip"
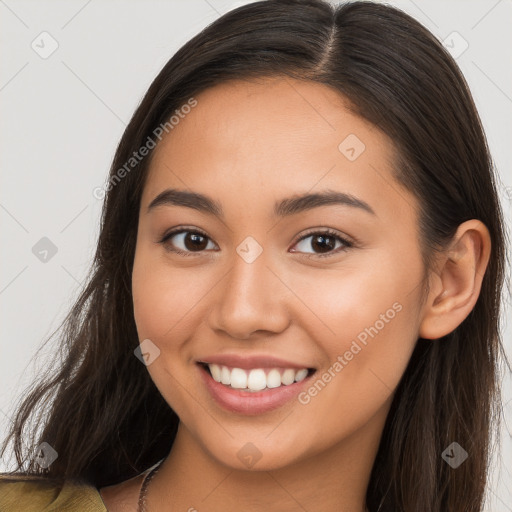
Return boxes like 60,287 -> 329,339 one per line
198,364 -> 315,415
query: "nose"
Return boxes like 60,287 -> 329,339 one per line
206,245 -> 290,340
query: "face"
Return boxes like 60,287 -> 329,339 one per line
132,76 -> 428,471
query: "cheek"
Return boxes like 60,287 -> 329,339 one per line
132,246 -> 209,341
290,247 -> 422,345
297,304 -> 417,447
292,251 -> 422,406
131,247 -> 205,413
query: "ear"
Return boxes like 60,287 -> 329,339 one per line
419,219 -> 491,340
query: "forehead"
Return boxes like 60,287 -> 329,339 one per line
142,77 -> 414,222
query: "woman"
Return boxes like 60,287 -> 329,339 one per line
0,0 -> 508,511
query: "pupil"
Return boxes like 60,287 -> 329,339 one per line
185,233 -> 207,251
313,235 -> 334,253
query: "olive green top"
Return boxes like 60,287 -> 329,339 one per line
0,475 -> 108,511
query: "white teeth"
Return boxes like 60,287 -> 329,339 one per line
247,369 -> 267,391
294,369 -> 308,382
266,369 -> 282,388
281,369 -> 295,385
220,366 -> 231,385
209,363 -> 222,382
206,364 -> 311,391
230,368 -> 247,389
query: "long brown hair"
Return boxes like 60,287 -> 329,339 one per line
1,1 -> 509,510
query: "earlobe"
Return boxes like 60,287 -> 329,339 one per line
418,220 -> 491,340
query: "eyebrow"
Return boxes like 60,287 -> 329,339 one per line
147,188 -> 376,218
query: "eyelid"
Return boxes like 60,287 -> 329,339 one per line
158,226 -> 217,257
160,225 -> 211,242
291,227 -> 356,248
289,228 -> 354,258
158,226 -> 355,258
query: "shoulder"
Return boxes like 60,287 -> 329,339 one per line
0,474 -> 107,512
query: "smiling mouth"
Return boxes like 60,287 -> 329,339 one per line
198,362 -> 316,393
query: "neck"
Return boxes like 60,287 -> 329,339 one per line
146,411 -> 387,512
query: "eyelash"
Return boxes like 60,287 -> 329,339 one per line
158,226 -> 354,259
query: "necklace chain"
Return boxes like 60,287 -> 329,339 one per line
137,461 -> 163,512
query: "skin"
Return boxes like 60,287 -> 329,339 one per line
99,76 -> 491,511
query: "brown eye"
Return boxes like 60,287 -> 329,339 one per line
182,232 -> 209,251
160,229 -> 216,256
291,229 -> 352,258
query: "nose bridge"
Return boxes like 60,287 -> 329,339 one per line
208,237 -> 289,338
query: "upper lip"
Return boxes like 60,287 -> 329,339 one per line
197,353 -> 315,370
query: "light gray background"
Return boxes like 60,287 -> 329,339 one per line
1,0 -> 511,509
